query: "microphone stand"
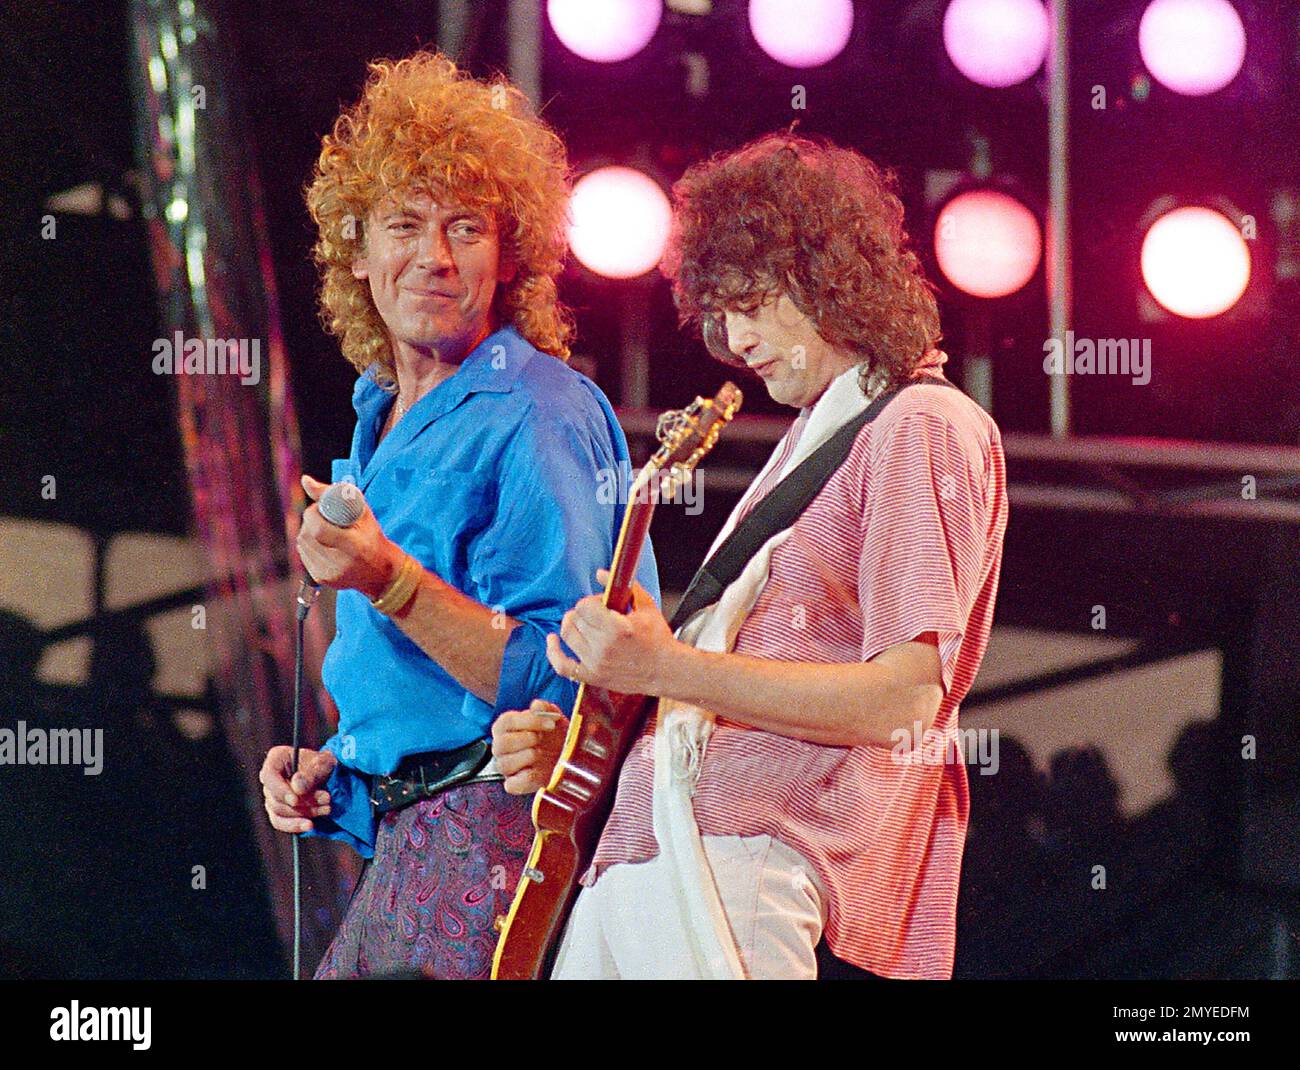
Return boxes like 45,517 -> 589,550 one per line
292,579 -> 320,981
288,481 -> 360,980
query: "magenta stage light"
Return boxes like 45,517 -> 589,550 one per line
569,166 -> 673,279
935,190 -> 1042,299
1141,206 -> 1250,318
748,0 -> 854,69
1138,0 -> 1246,96
547,0 -> 662,63
942,0 -> 1049,88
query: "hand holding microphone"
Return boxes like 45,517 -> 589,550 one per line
297,474 -> 406,603
315,478 -> 367,530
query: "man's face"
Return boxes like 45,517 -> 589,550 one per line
352,188 -> 514,365
723,293 -> 854,409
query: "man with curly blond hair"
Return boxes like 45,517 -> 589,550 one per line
496,133 -> 1008,979
257,50 -> 658,980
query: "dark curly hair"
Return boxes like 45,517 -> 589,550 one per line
660,132 -> 942,395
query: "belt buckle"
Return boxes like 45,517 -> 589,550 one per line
370,773 -> 406,813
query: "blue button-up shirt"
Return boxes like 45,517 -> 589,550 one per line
304,325 -> 659,856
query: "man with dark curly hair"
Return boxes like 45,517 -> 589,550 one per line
495,133 -> 1008,979
256,50 -> 658,980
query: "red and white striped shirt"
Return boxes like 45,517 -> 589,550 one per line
584,366 -> 1009,979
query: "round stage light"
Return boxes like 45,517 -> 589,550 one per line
748,0 -> 854,69
942,0 -> 1050,88
1140,206 -> 1250,318
1138,0 -> 1246,96
934,189 -> 1042,298
547,0 -> 662,63
569,166 -> 673,279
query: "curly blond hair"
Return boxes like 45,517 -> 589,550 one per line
661,132 -> 941,395
306,51 -> 574,388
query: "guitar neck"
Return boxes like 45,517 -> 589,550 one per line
490,384 -> 740,980
602,463 -> 660,615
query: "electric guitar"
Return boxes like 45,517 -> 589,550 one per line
491,382 -> 743,980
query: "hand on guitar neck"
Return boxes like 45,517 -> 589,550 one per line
493,568 -> 677,796
543,568 -> 680,698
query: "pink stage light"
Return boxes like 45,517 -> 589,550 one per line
547,0 -> 662,63
1138,0 -> 1246,96
942,0 -> 1050,88
934,190 -> 1042,299
1141,206 -> 1250,318
748,0 -> 854,69
569,167 -> 672,279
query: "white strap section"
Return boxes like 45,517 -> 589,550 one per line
649,364 -> 877,979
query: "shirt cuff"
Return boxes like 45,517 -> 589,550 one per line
297,747 -> 377,859
493,620 -> 580,716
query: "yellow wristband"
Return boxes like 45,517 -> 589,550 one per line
370,553 -> 421,616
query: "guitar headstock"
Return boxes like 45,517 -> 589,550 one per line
601,383 -> 742,614
649,383 -> 743,488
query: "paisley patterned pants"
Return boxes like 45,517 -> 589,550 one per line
314,780 -> 532,980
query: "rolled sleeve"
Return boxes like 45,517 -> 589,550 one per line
858,410 -> 990,696
470,405 -> 657,718
493,621 -> 579,715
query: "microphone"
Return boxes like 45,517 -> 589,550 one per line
317,480 -> 366,528
297,481 -> 366,619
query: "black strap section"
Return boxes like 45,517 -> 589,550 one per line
668,375 -> 962,633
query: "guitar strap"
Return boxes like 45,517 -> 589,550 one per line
668,374 -> 963,633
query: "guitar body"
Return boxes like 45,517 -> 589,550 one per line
490,382 -> 741,980
491,685 -> 654,980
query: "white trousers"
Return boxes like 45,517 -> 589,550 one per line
551,835 -> 827,980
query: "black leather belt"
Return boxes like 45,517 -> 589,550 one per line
370,738 -> 498,815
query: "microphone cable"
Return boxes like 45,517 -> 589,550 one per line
290,479 -> 362,980
292,579 -> 319,981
